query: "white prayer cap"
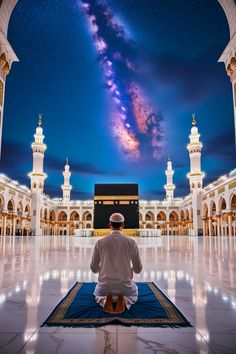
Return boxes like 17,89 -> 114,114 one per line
109,213 -> 125,223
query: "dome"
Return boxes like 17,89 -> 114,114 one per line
191,126 -> 198,135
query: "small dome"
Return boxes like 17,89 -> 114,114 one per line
191,126 -> 198,135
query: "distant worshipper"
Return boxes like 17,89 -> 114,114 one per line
90,213 -> 142,314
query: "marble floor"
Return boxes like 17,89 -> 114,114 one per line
0,236 -> 236,354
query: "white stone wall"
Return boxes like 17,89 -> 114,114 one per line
0,0 -> 18,35
201,170 -> 236,213
0,174 -> 31,213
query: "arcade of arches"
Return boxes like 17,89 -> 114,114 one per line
0,195 -> 31,236
0,195 -> 93,236
202,194 -> 236,236
0,191 -> 236,236
139,210 -> 193,235
41,210 -> 93,236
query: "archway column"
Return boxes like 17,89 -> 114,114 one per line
166,222 -> 170,236
2,212 -> 7,236
208,216 -> 213,236
20,216 -> 25,235
12,214 -> 17,236
225,56 -> 236,144
216,214 -> 221,237
202,217 -> 207,236
51,222 -> 55,235
227,211 -> 233,236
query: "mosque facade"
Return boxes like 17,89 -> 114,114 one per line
0,114 -> 235,237
0,0 -> 235,237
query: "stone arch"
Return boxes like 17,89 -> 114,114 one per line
5,199 -> 15,236
58,211 -> 67,221
157,211 -> 166,221
169,211 -> 178,221
44,208 -> 48,220
146,222 -> 153,229
230,193 -> 236,209
185,209 -> 189,220
69,210 -> 80,234
169,210 -> 179,235
210,200 -> 216,215
218,0 -> 236,38
15,201 -> 23,235
82,211 -> 92,221
86,213 -> 92,221
218,197 -> 226,212
0,194 -> 5,210
203,203 -> 208,218
49,210 -> 56,221
70,211 -> 80,221
230,193 -> 236,236
7,199 -> 14,212
25,204 -> 30,214
180,210 -> 185,221
0,2 -> 18,36
17,201 -> 23,212
145,211 -> 154,221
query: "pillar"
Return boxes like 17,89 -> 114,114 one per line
227,212 -> 233,236
223,56 -> 236,145
2,212 -> 7,236
20,217 -> 24,235
12,214 -> 17,236
202,218 -> 206,236
167,223 -> 170,236
216,214 -> 221,237
66,221 -> 70,236
0,49 -> 18,154
208,216 -> 212,236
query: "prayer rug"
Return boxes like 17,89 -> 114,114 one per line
42,282 -> 191,327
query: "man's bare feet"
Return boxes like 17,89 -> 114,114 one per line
103,295 -> 114,314
114,295 -> 126,314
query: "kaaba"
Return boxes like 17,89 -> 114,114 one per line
94,183 -> 139,230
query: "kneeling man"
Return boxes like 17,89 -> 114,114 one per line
90,213 -> 142,314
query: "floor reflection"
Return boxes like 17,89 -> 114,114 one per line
0,235 -> 236,353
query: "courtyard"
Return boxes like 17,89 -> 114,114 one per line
0,235 -> 235,353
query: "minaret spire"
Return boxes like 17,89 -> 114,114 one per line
164,156 -> 175,202
29,114 -> 47,235
61,158 -> 72,204
187,114 -> 205,236
38,113 -> 42,126
192,113 -> 196,126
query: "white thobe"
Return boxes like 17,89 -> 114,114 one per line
90,230 -> 142,309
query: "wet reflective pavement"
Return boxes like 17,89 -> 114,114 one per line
0,236 -> 236,353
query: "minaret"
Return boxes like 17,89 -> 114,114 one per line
61,158 -> 72,204
29,114 -> 47,235
164,157 -> 175,202
187,114 -> 205,236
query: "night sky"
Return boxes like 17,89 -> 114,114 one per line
0,0 -> 235,200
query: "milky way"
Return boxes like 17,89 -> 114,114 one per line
79,0 -> 163,160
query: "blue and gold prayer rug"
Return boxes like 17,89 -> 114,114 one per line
42,282 -> 191,327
